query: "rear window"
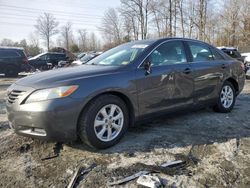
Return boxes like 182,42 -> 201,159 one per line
17,50 -> 27,58
0,50 -> 21,58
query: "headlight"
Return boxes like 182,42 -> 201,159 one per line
25,85 -> 78,103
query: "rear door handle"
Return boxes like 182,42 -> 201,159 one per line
183,68 -> 192,74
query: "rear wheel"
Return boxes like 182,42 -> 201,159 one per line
5,66 -> 18,77
78,94 -> 129,149
213,81 -> 236,113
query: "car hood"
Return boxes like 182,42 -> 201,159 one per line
15,65 -> 121,89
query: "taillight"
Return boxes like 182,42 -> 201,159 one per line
22,57 -> 28,64
240,62 -> 245,71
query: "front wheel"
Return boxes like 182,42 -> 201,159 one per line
213,81 -> 236,113
78,94 -> 129,149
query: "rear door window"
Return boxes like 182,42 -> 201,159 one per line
0,50 -> 20,58
39,55 -> 47,60
188,42 -> 213,62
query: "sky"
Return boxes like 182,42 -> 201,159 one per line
0,0 -> 121,44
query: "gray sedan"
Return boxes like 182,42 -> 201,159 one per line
6,38 -> 245,149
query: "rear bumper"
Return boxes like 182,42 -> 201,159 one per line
6,94 -> 83,142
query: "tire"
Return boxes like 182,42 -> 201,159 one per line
78,94 -> 129,149
5,66 -> 18,77
213,81 -> 236,113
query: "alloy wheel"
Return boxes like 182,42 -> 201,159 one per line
220,85 -> 234,109
94,104 -> 124,142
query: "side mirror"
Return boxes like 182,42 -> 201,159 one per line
144,59 -> 152,75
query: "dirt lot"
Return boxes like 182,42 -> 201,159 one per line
0,75 -> 249,188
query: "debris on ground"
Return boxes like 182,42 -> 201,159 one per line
19,144 -> 31,153
41,142 -> 63,161
161,160 -> 184,167
108,171 -> 149,186
0,78 -> 250,187
108,158 -> 193,186
67,163 -> 97,188
136,174 -> 162,188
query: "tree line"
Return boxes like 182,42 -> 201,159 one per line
100,0 -> 250,51
1,0 -> 250,56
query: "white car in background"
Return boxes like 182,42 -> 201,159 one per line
71,53 -> 100,66
241,53 -> 250,78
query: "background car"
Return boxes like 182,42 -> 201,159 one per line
76,52 -> 86,59
217,46 -> 244,62
0,47 -> 28,77
28,52 -> 68,70
71,53 -> 99,66
241,52 -> 250,74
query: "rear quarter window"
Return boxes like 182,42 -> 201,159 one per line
188,42 -> 213,62
0,50 -> 21,58
17,50 -> 27,58
210,48 -> 225,60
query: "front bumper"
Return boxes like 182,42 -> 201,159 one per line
6,84 -> 83,141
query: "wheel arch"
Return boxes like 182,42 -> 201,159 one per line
225,77 -> 239,95
77,90 -> 136,132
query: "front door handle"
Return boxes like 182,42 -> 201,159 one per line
183,68 -> 192,74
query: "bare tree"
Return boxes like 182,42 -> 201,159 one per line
99,8 -> 123,45
78,29 -> 88,51
89,32 -> 98,51
35,13 -> 59,51
239,0 -> 250,46
95,0 -> 250,49
61,22 -> 72,50
0,38 -> 14,46
28,32 -> 40,47
177,0 -> 185,37
120,0 -> 151,40
120,8 -> 139,40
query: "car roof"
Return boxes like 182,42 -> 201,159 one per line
217,46 -> 237,51
129,37 -> 214,46
0,46 -> 24,50
47,52 -> 65,55
241,52 -> 250,56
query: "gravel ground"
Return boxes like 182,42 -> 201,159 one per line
0,75 -> 249,188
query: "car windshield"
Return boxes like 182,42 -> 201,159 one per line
77,53 -> 86,58
29,53 -> 46,59
80,54 -> 95,62
86,42 -> 150,66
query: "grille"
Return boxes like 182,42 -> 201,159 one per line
7,90 -> 25,104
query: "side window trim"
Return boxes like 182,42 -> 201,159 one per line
137,39 -> 188,68
183,41 -> 193,62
